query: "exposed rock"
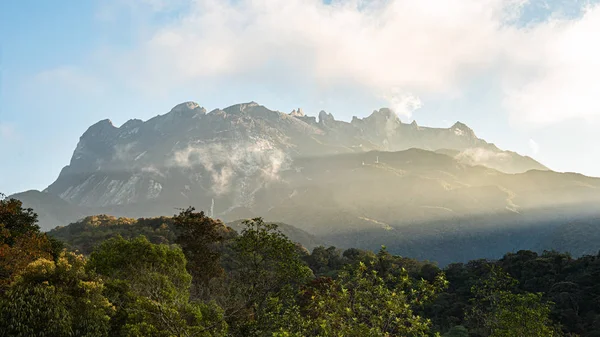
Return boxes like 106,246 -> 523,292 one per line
318,110 -> 335,124
121,119 -> 143,129
169,101 -> 206,115
290,108 -> 305,117
44,101 -> 547,213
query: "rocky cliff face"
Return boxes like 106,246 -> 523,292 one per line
44,101 -> 546,215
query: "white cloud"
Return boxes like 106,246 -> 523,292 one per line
87,0 -> 600,127
111,0 -> 522,107
382,89 -> 423,119
456,147 -> 511,163
169,139 -> 289,196
529,139 -> 540,155
503,5 -> 600,128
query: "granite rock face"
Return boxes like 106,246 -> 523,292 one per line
44,101 -> 546,214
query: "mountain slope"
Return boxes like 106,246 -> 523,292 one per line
13,147 -> 600,265
14,101 -> 600,264
44,102 -> 546,212
10,190 -> 88,231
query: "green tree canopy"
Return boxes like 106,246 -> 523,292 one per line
224,218 -> 313,336
276,255 -> 448,337
468,266 -> 561,337
88,235 -> 227,337
0,194 -> 39,241
0,251 -> 114,337
0,194 -> 62,289
173,207 -> 226,293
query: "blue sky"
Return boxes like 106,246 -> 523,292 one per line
1,0 -> 600,195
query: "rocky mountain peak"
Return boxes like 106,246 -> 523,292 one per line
120,119 -> 144,129
91,118 -> 115,128
169,101 -> 206,116
363,108 -> 401,123
224,101 -> 260,114
82,119 -> 116,138
318,110 -> 335,124
290,108 -> 305,117
45,101 -> 548,213
378,108 -> 397,119
451,121 -> 476,137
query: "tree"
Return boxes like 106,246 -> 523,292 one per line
305,245 -> 345,276
49,215 -> 174,255
276,256 -> 448,337
225,218 -> 313,335
0,251 -> 114,337
468,266 -> 561,337
0,194 -> 39,242
172,207 -> 225,293
88,235 -> 226,337
0,194 -> 61,290
0,230 -> 53,289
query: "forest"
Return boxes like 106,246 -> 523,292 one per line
2,194 -> 599,336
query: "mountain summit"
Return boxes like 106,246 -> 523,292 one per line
45,101 -> 545,210
13,101 -> 600,264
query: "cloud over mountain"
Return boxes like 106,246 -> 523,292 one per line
81,0 -> 600,127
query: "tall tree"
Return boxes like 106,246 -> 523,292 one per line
225,218 -> 313,336
173,207 -> 225,293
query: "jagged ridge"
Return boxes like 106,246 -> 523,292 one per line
45,101 -> 546,209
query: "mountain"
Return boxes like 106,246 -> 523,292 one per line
434,148 -> 547,174
11,101 -> 600,264
10,190 -> 88,230
539,217 -> 600,256
43,101 -> 545,211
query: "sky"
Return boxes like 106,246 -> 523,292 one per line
1,0 -> 600,195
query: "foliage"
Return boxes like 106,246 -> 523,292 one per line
224,217 -> 313,335
0,195 -> 40,242
0,251 -> 114,337
0,195 -> 61,290
88,235 -> 227,337
304,245 -> 346,277
468,266 -> 560,336
173,207 -> 226,291
50,214 -> 175,254
6,200 -> 600,337
0,230 -> 53,290
49,213 -> 316,257
426,250 -> 600,336
277,253 -> 448,337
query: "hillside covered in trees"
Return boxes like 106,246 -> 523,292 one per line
2,194 -> 600,336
